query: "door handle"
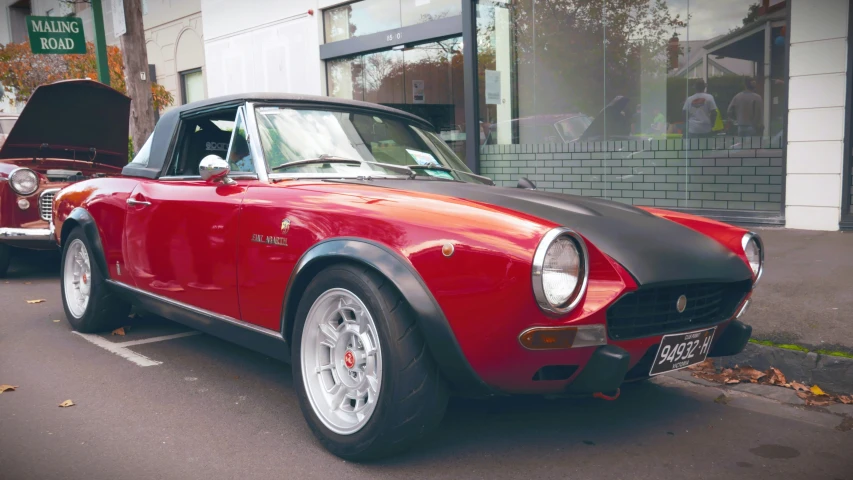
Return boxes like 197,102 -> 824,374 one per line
127,199 -> 151,207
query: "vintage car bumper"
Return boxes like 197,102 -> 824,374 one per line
0,224 -> 56,249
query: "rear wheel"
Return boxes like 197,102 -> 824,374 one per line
292,263 -> 448,461
0,244 -> 10,277
60,228 -> 129,332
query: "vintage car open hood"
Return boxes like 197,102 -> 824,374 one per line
0,80 -> 131,167
360,180 -> 753,286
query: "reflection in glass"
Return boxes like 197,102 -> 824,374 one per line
363,50 -> 405,104
325,38 -> 467,162
474,0 -> 788,213
401,0 -> 462,26
323,0 -> 401,43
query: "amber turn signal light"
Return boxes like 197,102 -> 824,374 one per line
519,325 -> 607,350
519,327 -> 578,350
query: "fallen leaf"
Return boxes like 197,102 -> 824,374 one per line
839,395 -> 853,405
810,385 -> 827,396
791,382 -> 809,392
26,299 -> 46,304
796,391 -> 810,400
763,367 -> 787,386
58,400 -> 75,408
111,327 -> 126,336
53,319 -> 60,323
734,366 -> 766,381
725,378 -> 740,384
688,359 -> 715,372
805,397 -> 834,407
0,385 -> 18,393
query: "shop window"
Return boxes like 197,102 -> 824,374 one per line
475,0 -> 788,216
180,68 -> 204,105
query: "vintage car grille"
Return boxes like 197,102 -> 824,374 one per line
39,189 -> 59,222
606,281 -> 751,340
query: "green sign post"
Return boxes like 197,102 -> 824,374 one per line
26,16 -> 86,54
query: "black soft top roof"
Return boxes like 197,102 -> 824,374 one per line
123,92 -> 434,179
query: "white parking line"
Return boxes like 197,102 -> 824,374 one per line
73,331 -> 202,367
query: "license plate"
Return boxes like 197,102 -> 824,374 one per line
649,327 -> 717,376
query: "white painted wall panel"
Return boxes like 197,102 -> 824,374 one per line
789,39 -> 848,76
787,141 -> 845,174
790,0 -> 849,43
785,0 -> 849,231
785,206 -> 842,231
787,107 -> 846,142
786,174 -> 842,207
788,74 -> 849,109
204,14 -> 322,97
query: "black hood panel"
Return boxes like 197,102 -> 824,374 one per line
0,80 -> 130,166
359,180 -> 752,286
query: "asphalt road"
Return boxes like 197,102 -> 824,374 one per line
1,248 -> 851,480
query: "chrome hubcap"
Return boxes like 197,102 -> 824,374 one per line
63,239 -> 91,319
301,288 -> 382,435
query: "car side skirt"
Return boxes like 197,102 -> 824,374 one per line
106,280 -> 291,363
283,237 -> 495,397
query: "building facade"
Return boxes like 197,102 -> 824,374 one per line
200,0 -> 851,231
1,0 -> 207,111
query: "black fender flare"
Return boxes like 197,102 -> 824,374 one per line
282,238 -> 493,396
60,207 -> 110,281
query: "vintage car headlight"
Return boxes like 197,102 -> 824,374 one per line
9,168 -> 39,196
741,232 -> 763,285
532,227 -> 589,315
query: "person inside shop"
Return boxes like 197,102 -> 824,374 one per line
727,77 -> 764,137
682,79 -> 717,138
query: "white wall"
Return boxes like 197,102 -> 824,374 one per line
143,0 -> 205,109
201,0 -> 324,97
785,0 -> 849,231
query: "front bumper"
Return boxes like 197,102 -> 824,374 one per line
0,225 -> 56,249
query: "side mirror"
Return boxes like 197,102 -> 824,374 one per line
199,155 -> 233,184
517,177 -> 537,190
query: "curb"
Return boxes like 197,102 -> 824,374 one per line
717,342 -> 853,394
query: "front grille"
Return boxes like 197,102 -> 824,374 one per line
39,189 -> 59,222
606,281 -> 751,340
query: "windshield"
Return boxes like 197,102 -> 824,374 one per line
254,107 -> 485,183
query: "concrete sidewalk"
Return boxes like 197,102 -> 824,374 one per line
748,227 -> 853,353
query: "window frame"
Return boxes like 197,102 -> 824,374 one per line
179,67 -> 204,106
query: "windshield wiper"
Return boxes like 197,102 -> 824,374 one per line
271,155 -> 360,171
407,164 -> 495,185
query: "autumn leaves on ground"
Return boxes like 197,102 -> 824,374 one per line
688,359 -> 853,407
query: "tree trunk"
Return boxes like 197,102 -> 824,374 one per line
119,0 -> 155,156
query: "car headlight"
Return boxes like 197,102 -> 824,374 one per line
532,228 -> 589,315
741,232 -> 763,285
9,168 -> 39,196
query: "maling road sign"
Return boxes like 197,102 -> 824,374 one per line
26,16 -> 86,54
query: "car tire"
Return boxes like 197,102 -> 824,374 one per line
60,228 -> 129,333
0,244 -> 10,277
292,263 -> 448,461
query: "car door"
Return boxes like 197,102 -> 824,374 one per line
124,106 -> 254,320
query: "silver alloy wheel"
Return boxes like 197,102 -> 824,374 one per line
63,238 -> 91,319
301,288 -> 383,435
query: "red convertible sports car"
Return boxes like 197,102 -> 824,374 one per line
52,87 -> 762,460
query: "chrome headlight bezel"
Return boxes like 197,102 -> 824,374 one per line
8,167 -> 39,196
741,232 -> 764,286
532,227 -> 589,316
